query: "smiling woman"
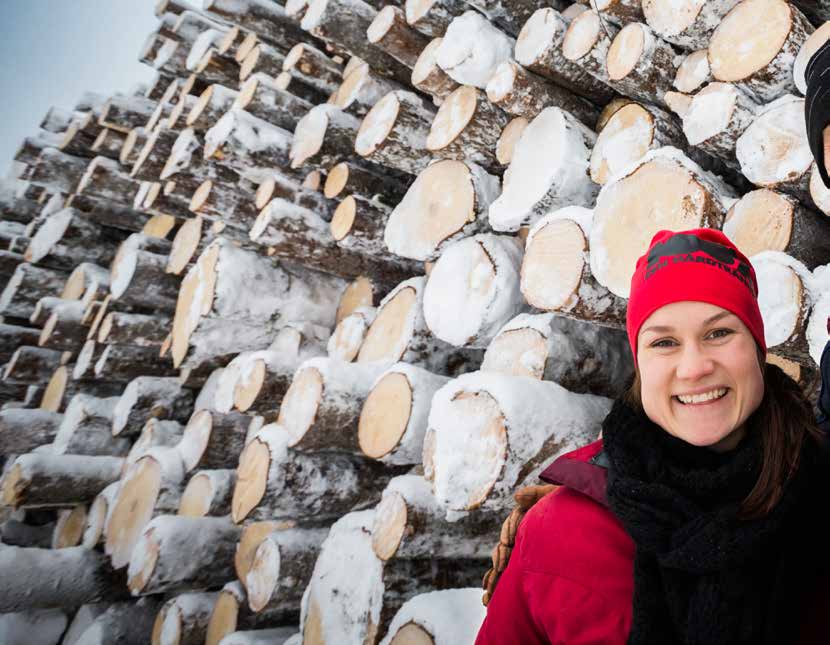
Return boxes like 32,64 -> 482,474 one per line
476,228 -> 830,645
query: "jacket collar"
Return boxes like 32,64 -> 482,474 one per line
539,438 -> 610,508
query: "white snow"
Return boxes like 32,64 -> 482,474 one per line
752,251 -> 813,348
515,8 -> 563,67
186,29 -> 224,71
423,234 -> 525,347
683,82 -> 739,145
379,588 -> 486,645
436,11 -> 515,88
590,106 -> 653,182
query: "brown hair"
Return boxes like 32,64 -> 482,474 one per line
622,358 -> 825,520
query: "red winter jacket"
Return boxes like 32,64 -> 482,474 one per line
475,438 -> 830,645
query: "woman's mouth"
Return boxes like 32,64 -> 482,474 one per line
673,387 -> 730,406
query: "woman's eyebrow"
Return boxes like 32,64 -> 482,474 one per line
640,311 -> 735,336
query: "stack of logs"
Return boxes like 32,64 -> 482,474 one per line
2,0 -> 830,642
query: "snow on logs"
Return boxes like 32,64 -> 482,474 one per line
178,468 -> 236,517
179,409 -> 248,471
488,107 -> 597,233
0,408 -> 63,454
151,592 -> 219,645
427,370 -> 611,513
378,588 -> 486,645
435,11 -> 513,89
289,104 -> 362,170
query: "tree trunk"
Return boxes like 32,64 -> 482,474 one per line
283,43 -> 344,96
0,408 -> 63,454
3,345 -> 67,384
1,263 -> 67,320
52,394 -> 130,457
94,344 -> 179,381
327,305 -> 376,361
178,468 -> 236,517
234,73 -> 313,133
179,409 -> 249,471
110,234 -> 180,312
367,6 -> 430,69
186,84 -> 239,132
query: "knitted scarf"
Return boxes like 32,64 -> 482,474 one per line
602,397 -> 828,645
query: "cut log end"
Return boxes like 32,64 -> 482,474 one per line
606,23 -> 645,81
337,276 -> 374,323
722,188 -> 794,259
522,218 -> 586,310
190,180 -> 214,213
40,365 -> 69,413
371,490 -> 407,560
358,286 -> 418,363
562,9 -> 601,62
324,162 -> 349,198
330,196 -> 357,241
106,456 -> 162,568
205,589 -> 239,645
276,366 -> 323,446
426,85 -> 477,151
231,437 -> 271,523
178,472 -> 214,517
359,371 -> 413,459
496,117 -> 529,165
389,622 -> 435,645
355,92 -> 400,157
247,538 -> 281,612
127,526 -> 161,594
590,102 -> 655,185
233,358 -> 266,412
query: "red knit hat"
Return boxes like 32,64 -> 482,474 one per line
626,228 -> 766,367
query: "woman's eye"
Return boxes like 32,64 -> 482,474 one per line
709,328 -> 733,339
651,339 -> 675,348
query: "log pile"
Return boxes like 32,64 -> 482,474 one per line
2,0 -> 830,643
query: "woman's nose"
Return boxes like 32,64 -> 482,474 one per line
675,344 -> 715,380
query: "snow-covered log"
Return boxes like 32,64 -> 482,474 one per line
233,74 -> 313,133
371,475 -> 496,560
110,233 -> 180,311
357,276 -> 484,374
37,300 -> 86,352
367,6 -> 431,69
0,408 -> 63,454
425,85 -> 508,170
52,394 -> 129,457
404,0 -> 466,38
94,344 -> 179,381
707,0 -> 812,103
52,504 -> 87,548
482,312 -> 633,396
97,311 -> 170,347
411,38 -> 459,103
204,109 -> 294,179
24,206 -> 117,273
187,85 -> 239,132
99,95 -> 157,134
605,22 -> 676,105
204,582 -> 297,645
275,357 -> 385,453
589,148 -> 736,298
379,588 -> 486,645
81,481 -> 119,549
0,545 -> 127,612
283,43 -> 344,96
203,0 -> 308,51
289,104 -> 362,170
64,599 -> 160,645
178,468 -> 236,517
105,447 -> 186,569
126,419 -> 185,466
642,0 -> 738,49
385,159 -> 498,261
112,376 -> 193,437
355,90 -> 435,175
488,107 -> 597,232
62,262 -> 110,304
328,306 -> 376,361
179,410 -> 248,471
2,453 -> 123,509
230,424 -> 398,522
435,11 -> 513,89
560,9 -> 618,85
152,592 -> 219,645
723,189 -> 830,271
239,43 -> 286,83
323,160 -> 410,204
428,370 -> 610,512
3,345 -> 66,384
520,206 -> 626,327
735,95 -> 811,203
127,515 -> 242,595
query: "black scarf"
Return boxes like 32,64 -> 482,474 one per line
602,397 -> 828,645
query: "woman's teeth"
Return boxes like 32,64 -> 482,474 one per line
675,388 -> 728,405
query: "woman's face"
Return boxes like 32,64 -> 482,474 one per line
636,301 -> 765,452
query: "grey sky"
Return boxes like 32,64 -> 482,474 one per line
0,1 -> 166,171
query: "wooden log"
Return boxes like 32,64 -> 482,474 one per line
38,300 -> 87,352
327,305 -> 376,361
425,85 -> 508,170
428,370 -> 610,512
27,148 -> 88,193
92,128 -> 129,162
301,0 -> 412,84
186,29 -> 228,73
486,59 -> 599,127
230,423 -> 400,522
110,234 -> 180,311
642,0 -> 737,48
283,43 -> 344,96
735,95 -> 811,203
178,410 -> 248,471
13,134 -> 64,167
371,474 -> 496,560
81,481 -> 119,549
0,322 -> 39,359
708,0 -> 812,103
289,104 -> 362,169
128,127 -> 176,182
355,90 -> 435,175
3,345 -> 66,384
422,234 -> 525,348
52,394 -> 129,457
367,6 -> 430,69
275,357 -> 384,453
94,344 -> 179,381
52,504 -> 88,548
514,7 -> 615,104
127,515 -> 241,595
0,546 -> 127,612
77,155 -> 143,204
64,599 -> 160,644
152,592 -> 220,645
170,238 -> 345,368
239,43 -> 287,83
753,252 -> 812,364
188,176 -> 261,227
723,189 -> 830,271
233,73 -> 313,132
193,49 -> 241,88
273,69 -> 330,105
0,408 -> 63,453
330,195 -> 394,257
560,9 -> 619,86
404,0 -> 466,39
241,523 -> 326,613
126,419 -> 185,467
483,311 -> 633,396
672,49 -> 712,94
40,106 -> 74,133
204,581 -> 297,645
0,263 -> 67,320
204,0 -> 309,50
2,453 -> 123,509
333,61 -> 405,117
217,25 -> 247,58
99,95 -> 158,134
590,147 -> 736,298
605,22 -> 676,105
590,100 -> 687,185
385,159 -> 497,261
0,191 -> 43,225
204,108 -> 294,178
0,517 -> 55,548
520,206 -> 627,326
97,311 -> 170,347
489,107 -> 596,232
249,197 -> 420,287
434,10 -> 514,88
66,193 -> 155,233
358,362 -> 448,463
466,0 -> 569,35
105,447 -> 187,568
187,84 -> 239,132
380,588 -> 485,644
178,469 -> 236,517
323,160 -> 410,203
59,114 -> 105,159
300,509 -> 483,642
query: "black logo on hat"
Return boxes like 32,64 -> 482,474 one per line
644,233 -> 756,295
